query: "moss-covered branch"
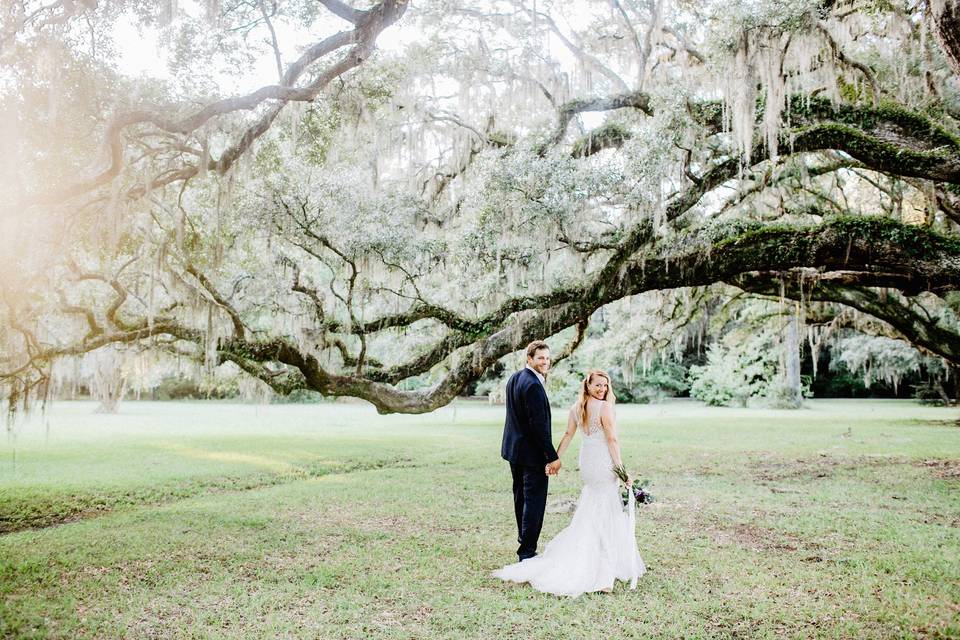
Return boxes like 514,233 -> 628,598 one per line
239,215 -> 960,412
7,216 -> 960,413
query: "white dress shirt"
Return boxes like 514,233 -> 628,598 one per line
525,364 -> 545,385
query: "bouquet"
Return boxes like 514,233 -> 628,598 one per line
612,464 -> 654,509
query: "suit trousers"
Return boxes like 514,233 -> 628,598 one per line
510,462 -> 549,561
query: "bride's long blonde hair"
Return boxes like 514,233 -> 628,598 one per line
575,370 -> 616,431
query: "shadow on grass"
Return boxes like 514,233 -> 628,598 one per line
0,456 -> 417,534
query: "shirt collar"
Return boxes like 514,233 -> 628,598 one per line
525,365 -> 545,385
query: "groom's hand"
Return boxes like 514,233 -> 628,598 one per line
545,460 -> 561,476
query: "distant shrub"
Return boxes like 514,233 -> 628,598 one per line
612,360 -> 689,404
152,375 -> 242,400
273,388 -> 327,404
688,337 -> 777,407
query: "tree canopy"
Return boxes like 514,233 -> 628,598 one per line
2,0 -> 960,413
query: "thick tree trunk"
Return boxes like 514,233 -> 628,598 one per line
93,377 -> 127,414
89,349 -> 128,414
779,309 -> 803,408
933,0 -> 960,77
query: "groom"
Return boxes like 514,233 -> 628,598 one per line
501,340 -> 561,562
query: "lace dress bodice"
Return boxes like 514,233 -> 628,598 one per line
577,399 -> 616,487
580,404 -> 604,436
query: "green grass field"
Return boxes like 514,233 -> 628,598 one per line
1,399 -> 958,639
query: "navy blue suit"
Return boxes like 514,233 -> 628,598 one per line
501,367 -> 559,561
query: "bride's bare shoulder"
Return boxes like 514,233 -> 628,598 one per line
603,402 -> 618,420
592,398 -> 614,415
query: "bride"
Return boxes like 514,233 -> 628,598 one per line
493,369 -> 646,597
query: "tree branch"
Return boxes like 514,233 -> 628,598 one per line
547,91 -> 652,148
531,9 -> 629,93
319,0 -> 364,24
9,215 -> 958,413
185,265 -> 247,339
20,0 -> 409,208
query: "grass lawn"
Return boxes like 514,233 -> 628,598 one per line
1,399 -> 958,639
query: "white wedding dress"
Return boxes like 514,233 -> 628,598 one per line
493,399 -> 645,597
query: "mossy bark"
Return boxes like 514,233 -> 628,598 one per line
933,0 -> 960,77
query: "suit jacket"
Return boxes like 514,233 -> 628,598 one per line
501,368 -> 559,466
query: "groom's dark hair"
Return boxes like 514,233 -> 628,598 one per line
525,340 -> 549,358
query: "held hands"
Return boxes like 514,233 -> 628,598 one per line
545,460 -> 562,476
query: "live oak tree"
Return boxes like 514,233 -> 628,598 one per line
2,0 -> 960,413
